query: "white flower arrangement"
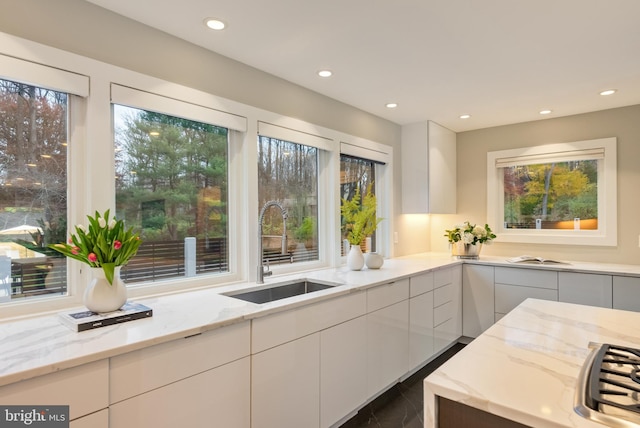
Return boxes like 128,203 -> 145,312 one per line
445,221 -> 496,246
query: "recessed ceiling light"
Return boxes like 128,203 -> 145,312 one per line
600,89 -> 617,96
318,70 -> 332,78
459,114 -> 471,119
204,18 -> 226,30
539,109 -> 552,115
385,103 -> 398,109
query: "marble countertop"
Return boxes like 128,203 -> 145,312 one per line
466,254 -> 640,277
3,251 -> 640,390
424,298 -> 640,428
0,253 -> 457,387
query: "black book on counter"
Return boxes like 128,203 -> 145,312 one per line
58,302 -> 153,332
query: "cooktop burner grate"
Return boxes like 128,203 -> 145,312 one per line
587,344 -> 640,416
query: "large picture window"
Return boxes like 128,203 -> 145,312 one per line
257,136 -> 319,266
0,78 -> 69,301
340,155 -> 376,255
114,105 -> 229,283
487,138 -> 617,246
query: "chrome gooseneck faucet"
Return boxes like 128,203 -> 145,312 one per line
257,200 -> 288,284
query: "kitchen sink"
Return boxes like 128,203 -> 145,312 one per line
222,279 -> 341,304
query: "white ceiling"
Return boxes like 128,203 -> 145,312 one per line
85,0 -> 640,132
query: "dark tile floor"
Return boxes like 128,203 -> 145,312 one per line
339,343 -> 466,428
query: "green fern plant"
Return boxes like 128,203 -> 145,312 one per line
341,184 -> 382,246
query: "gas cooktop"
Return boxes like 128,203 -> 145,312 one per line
575,342 -> 640,427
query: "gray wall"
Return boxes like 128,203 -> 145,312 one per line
431,104 -> 640,265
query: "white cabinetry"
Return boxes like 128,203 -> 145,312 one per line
320,316 -> 367,428
494,267 -> 558,320
462,264 -> 494,338
70,410 -> 108,428
0,359 -> 108,427
251,291 -> 367,428
409,272 -> 434,369
111,357 -> 250,428
559,272 -> 612,308
433,266 -> 462,354
109,321 -> 251,428
366,279 -> 410,397
252,334 -> 320,428
613,276 -> 640,311
401,120 -> 456,214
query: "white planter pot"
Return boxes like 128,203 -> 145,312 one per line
365,252 -> 384,269
84,266 -> 127,313
347,245 -> 365,271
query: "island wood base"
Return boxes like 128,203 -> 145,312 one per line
437,397 -> 530,428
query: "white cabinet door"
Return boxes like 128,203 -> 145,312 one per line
110,321 -> 250,403
409,290 -> 434,369
434,266 -> 462,353
613,276 -> 640,312
110,357 -> 250,428
559,272 -> 612,308
0,360 -> 108,421
401,120 -> 456,214
70,409 -> 108,428
367,300 -> 409,398
462,264 -> 494,338
320,316 -> 367,428
252,333 -> 320,428
495,284 -> 558,315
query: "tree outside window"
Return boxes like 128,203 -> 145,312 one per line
114,105 -> 229,283
340,155 -> 376,255
257,136 -> 318,265
503,160 -> 598,230
0,78 -> 68,300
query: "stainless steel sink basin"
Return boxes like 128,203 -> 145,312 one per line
223,279 -> 340,304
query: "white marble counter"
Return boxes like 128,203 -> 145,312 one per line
467,254 -> 640,277
424,298 -> 640,428
3,251 -> 640,391
0,253 -> 457,387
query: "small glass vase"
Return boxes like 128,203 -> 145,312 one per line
452,242 -> 482,259
84,266 -> 127,313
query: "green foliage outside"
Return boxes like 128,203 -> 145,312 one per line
504,160 -> 598,228
115,107 -> 229,241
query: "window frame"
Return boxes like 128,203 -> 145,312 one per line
340,139 -> 392,259
110,86 -> 246,296
487,137 -> 617,246
0,33 -> 396,318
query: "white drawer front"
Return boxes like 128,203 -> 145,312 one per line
495,284 -> 558,314
110,321 -> 250,403
495,267 -> 558,289
434,301 -> 453,327
409,272 -> 434,297
434,283 -> 453,307
434,267 -> 453,288
252,291 -> 366,353
0,360 -> 108,420
367,279 -> 409,313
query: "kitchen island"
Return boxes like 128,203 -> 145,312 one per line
424,298 -> 640,428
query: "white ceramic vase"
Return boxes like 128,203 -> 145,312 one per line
365,252 -> 384,269
84,266 -> 127,313
347,245 -> 365,271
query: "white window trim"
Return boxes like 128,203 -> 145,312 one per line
111,84 -> 247,131
487,137 -> 617,246
340,138 -> 393,259
0,54 -> 89,96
